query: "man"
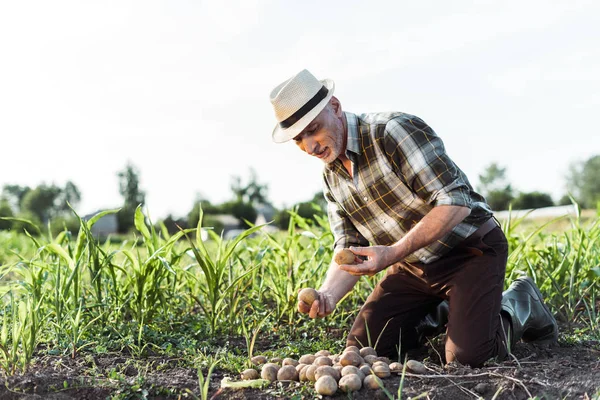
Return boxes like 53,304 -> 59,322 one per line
269,69 -> 558,367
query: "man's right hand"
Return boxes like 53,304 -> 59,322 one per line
297,289 -> 336,319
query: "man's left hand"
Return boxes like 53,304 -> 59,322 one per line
338,245 -> 398,276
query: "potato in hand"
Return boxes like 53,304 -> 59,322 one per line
334,249 -> 356,265
298,288 -> 319,305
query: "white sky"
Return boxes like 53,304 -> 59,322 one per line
1,0 -> 599,219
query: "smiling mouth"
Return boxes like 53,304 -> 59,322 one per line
315,148 -> 328,159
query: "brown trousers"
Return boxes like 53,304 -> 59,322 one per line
346,223 -> 509,367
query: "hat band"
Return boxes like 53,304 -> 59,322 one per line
279,85 -> 329,129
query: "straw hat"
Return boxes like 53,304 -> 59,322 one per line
270,69 -> 335,143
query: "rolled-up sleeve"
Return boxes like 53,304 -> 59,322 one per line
384,115 -> 473,209
322,175 -> 369,251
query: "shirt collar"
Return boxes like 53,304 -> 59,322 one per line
344,112 -> 361,157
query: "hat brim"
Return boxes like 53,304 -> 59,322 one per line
272,79 -> 335,143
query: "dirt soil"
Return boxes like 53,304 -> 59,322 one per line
1,340 -> 599,400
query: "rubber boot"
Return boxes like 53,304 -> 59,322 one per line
501,276 -> 558,346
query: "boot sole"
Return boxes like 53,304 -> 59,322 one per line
520,277 -> 558,345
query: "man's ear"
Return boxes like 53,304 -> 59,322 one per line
330,96 -> 342,117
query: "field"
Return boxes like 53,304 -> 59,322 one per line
0,207 -> 599,400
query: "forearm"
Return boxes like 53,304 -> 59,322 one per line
319,259 -> 360,303
389,205 -> 471,263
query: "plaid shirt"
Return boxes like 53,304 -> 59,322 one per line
323,112 -> 492,264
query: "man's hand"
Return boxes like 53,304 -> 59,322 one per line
297,289 -> 337,319
338,245 -> 398,276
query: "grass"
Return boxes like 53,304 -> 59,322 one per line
0,205 -> 599,398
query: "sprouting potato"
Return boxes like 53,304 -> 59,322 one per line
315,375 -> 338,396
298,288 -> 319,305
334,249 -> 356,265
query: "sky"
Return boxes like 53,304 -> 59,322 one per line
1,0 -> 599,220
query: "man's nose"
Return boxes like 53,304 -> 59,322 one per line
304,137 -> 317,155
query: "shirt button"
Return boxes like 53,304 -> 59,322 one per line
364,197 -> 368,201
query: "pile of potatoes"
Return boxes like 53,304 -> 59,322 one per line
240,346 -> 426,396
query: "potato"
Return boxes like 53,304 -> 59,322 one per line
282,357 -> 298,367
363,374 -> 383,390
372,363 -> 391,378
341,365 -> 360,376
299,354 -> 316,365
334,249 -> 356,265
315,375 -> 338,396
313,356 -> 333,366
261,364 -> 278,382
343,345 -> 360,354
406,359 -> 427,374
389,362 -> 403,372
359,364 -> 372,376
340,351 -> 362,367
306,365 -> 318,382
363,355 -> 378,365
299,365 -> 310,382
339,374 -> 362,393
295,363 -> 307,372
250,355 -> 267,366
240,368 -> 259,380
376,356 -> 391,365
315,349 -> 331,357
270,357 -> 282,365
277,365 -> 299,381
298,288 -> 319,305
315,365 -> 340,381
359,346 -> 377,357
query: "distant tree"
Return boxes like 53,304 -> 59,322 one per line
60,180 -> 82,213
20,184 -> 63,223
117,162 -> 146,233
223,200 -> 257,228
0,198 -> 14,230
566,155 -> 600,209
1,184 -> 31,212
512,191 -> 554,210
230,168 -> 269,206
188,199 -> 223,228
558,194 -> 573,206
274,193 -> 327,230
158,214 -> 189,235
477,163 -> 514,211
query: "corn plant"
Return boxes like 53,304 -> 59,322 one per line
0,295 -> 43,374
185,206 -> 264,334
